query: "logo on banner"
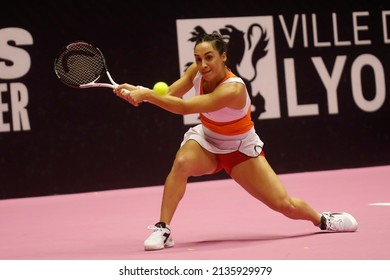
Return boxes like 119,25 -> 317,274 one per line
177,12 -> 389,126
176,16 -> 280,125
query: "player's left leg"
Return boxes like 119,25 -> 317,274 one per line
230,155 -> 358,232
230,155 -> 322,226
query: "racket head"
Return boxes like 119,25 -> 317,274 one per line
54,41 -> 107,88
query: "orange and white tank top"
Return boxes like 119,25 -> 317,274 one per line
192,70 -> 253,136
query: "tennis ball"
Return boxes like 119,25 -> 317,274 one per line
153,81 -> 168,96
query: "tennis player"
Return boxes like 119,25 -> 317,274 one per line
114,32 -> 358,251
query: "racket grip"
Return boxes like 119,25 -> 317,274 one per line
118,87 -> 149,103
121,89 -> 131,94
118,85 -> 148,93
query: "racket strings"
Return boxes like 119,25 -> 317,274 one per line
55,43 -> 105,87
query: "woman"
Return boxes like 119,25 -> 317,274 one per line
114,32 -> 358,251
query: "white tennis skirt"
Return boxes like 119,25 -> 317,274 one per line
180,124 -> 264,157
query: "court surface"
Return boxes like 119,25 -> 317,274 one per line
0,165 -> 389,260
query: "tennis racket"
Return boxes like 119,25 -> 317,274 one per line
54,41 -> 121,90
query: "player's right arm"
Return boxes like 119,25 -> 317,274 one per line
114,63 -> 197,110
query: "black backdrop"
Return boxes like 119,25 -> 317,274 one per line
1,0 -> 389,199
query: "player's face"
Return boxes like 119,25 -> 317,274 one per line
194,42 -> 226,81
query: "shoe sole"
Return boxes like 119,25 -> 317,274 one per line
144,244 -> 174,251
145,245 -> 164,251
144,239 -> 175,251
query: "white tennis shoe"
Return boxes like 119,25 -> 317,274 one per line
144,222 -> 175,251
320,212 -> 358,232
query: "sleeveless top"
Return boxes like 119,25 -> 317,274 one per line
192,70 -> 253,136
180,70 -> 264,157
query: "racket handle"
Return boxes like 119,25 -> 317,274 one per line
117,85 -> 148,93
117,85 -> 149,103
80,83 -> 116,89
121,89 -> 131,94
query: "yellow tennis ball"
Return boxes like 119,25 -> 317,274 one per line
153,81 -> 168,96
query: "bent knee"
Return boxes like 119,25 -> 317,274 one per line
172,151 -> 217,177
172,154 -> 193,175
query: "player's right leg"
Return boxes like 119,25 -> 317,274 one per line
144,140 -> 218,251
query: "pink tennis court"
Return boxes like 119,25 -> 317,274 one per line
0,165 -> 389,260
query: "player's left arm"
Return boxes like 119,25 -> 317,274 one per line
142,81 -> 246,115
